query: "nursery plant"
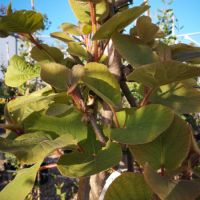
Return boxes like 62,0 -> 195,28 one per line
1,1 -> 200,199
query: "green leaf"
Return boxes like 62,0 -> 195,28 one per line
0,162 -> 41,200
78,125 -> 102,155
81,62 -> 121,107
61,23 -> 81,36
7,87 -> 70,122
69,0 -> 109,24
154,42 -> 171,61
7,87 -> 52,121
151,79 -> 200,114
68,42 -> 89,59
93,3 -> 149,40
0,132 -> 77,164
40,62 -> 71,90
5,55 -> 40,87
104,173 -> 153,200
31,44 -> 64,62
111,104 -> 174,144
112,33 -> 156,67
0,133 -> 77,198
0,10 -> 43,33
61,57 -> 77,68
50,32 -> 74,43
23,109 -> 87,142
80,23 -> 92,35
144,164 -> 200,200
45,103 -> 73,116
130,115 -> 191,172
171,43 -> 200,64
136,16 -> 159,43
114,108 -> 137,128
127,60 -> 200,88
57,141 -> 122,177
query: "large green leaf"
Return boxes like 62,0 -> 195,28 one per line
5,55 -> 40,87
0,162 -> 41,200
144,164 -> 200,200
69,0 -> 109,24
0,132 -> 77,198
93,3 -> 149,40
112,33 -> 156,67
110,104 -> 174,144
130,115 -> 191,171
104,173 -> 153,200
0,132 -> 77,164
68,42 -> 89,59
57,141 -> 121,177
31,44 -> 64,62
40,62 -> 71,90
0,10 -> 43,33
171,43 -> 200,64
50,32 -> 74,43
23,109 -> 87,142
151,79 -> 200,114
127,60 -> 200,88
81,62 -> 121,107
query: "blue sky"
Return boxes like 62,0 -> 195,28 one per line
1,0 -> 200,44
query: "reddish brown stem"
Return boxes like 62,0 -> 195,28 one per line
0,123 -> 24,135
69,89 -> 86,112
98,39 -> 110,61
40,163 -> 57,171
139,88 -> 154,107
89,0 -> 98,61
109,105 -> 120,128
160,165 -> 165,176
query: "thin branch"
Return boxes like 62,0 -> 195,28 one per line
89,113 -> 106,145
120,81 -> 137,107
